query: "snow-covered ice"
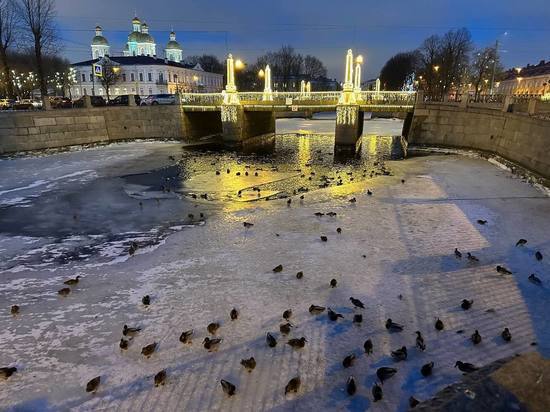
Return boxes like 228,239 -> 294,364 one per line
0,118 -> 549,411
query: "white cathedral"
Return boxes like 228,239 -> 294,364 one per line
70,16 -> 223,99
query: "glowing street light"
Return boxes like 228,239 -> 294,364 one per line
514,67 -> 522,74
235,59 -> 245,70
356,55 -> 363,64
258,69 -> 265,78
433,65 -> 440,72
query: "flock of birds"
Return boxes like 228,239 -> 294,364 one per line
2,157 -> 546,410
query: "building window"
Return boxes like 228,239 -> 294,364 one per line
122,74 -> 126,82
82,73 -> 86,82
89,73 -> 93,82
148,73 -> 152,82
139,73 -> 143,82
174,74 -> 178,83
131,73 -> 135,82
83,88 -> 87,95
149,88 -> 152,95
159,73 -> 164,82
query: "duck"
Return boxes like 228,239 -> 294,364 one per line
207,322 -> 220,335
349,297 -> 365,309
64,276 -> 81,285
243,222 -> 254,228
372,383 -> 383,401
320,235 -> 328,242
296,271 -> 304,279
528,274 -> 542,285
421,361 -> 434,377
58,287 -> 71,296
119,338 -> 129,350
435,318 -> 444,331
467,252 -> 479,262
516,239 -> 527,246
346,376 -> 356,395
154,370 -> 167,386
454,248 -> 462,258
496,265 -> 512,275
501,327 -> 512,342
415,331 -> 426,351
328,308 -> 344,321
283,309 -> 292,320
342,354 -> 356,368
122,325 -> 141,336
385,318 -> 404,332
535,251 -> 543,261
391,346 -> 408,361
353,314 -> 363,323
376,367 -> 397,383
280,323 -> 292,335
461,299 -> 473,310
266,332 -> 277,348
287,337 -> 307,348
141,342 -> 158,357
203,337 -> 222,351
336,227 -> 342,234
230,308 -> 239,320
86,376 -> 101,393
364,339 -> 373,354
241,357 -> 256,372
0,367 -> 17,379
471,330 -> 482,345
477,219 -> 487,225
309,305 -> 325,314
221,379 -> 236,396
330,278 -> 337,288
455,361 -> 478,373
142,295 -> 151,305
273,264 -> 283,273
179,330 -> 193,344
10,305 -> 19,315
285,377 -> 301,394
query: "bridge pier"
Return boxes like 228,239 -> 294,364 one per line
334,104 -> 364,152
221,105 -> 275,146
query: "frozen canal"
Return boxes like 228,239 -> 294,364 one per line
0,118 -> 549,411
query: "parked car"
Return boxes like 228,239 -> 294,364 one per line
50,96 -> 73,109
0,98 -> 15,110
108,95 -> 141,106
72,95 -> 106,108
141,94 -> 176,106
13,99 -> 42,110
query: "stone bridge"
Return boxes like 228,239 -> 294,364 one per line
178,50 -> 416,151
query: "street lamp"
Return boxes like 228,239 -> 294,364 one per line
235,59 -> 245,70
258,69 -> 265,78
433,65 -> 440,72
356,55 -> 363,64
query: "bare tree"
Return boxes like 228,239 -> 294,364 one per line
417,35 -> 442,99
470,46 -> 502,101
303,55 -> 327,79
18,0 -> 57,97
439,28 -> 472,97
100,60 -> 120,102
0,0 -> 18,98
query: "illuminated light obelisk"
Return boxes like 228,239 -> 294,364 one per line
354,63 -> 362,101
300,79 -> 306,97
306,81 -> 311,98
224,53 -> 239,104
375,77 -> 381,99
263,65 -> 273,101
339,49 -> 356,104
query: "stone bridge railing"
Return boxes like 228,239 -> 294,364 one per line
177,90 -> 416,108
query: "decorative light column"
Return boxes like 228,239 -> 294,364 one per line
354,54 -> 363,101
223,53 -> 239,104
300,79 -> 306,97
306,81 -> 311,98
375,78 -> 381,99
339,49 -> 356,104
262,65 -> 273,101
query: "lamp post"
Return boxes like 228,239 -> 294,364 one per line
354,54 -> 363,100
262,65 -> 272,101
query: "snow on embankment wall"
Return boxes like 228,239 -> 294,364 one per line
408,103 -> 550,181
0,106 -> 215,154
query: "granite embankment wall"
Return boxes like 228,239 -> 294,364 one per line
0,106 -> 205,154
408,103 -> 550,181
